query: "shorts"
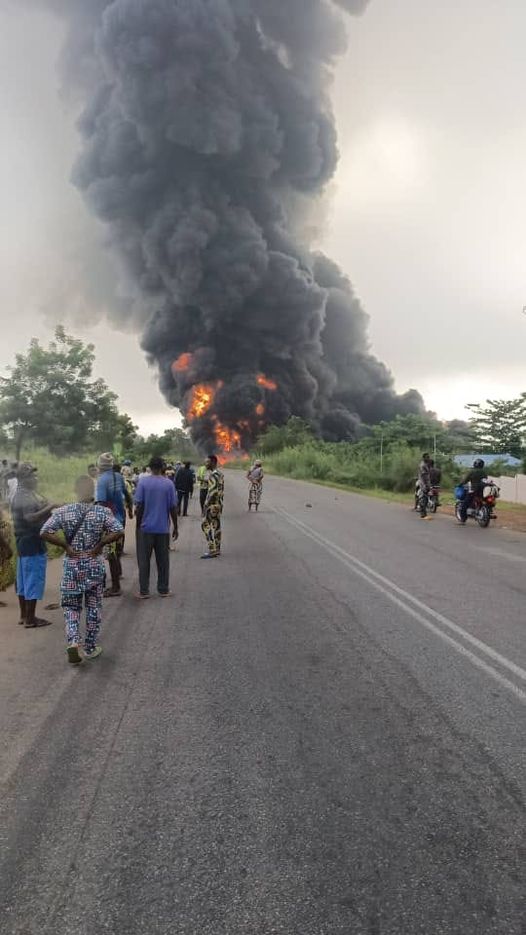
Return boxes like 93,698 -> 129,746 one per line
16,554 -> 48,601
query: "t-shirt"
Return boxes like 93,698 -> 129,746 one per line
11,487 -> 49,556
134,475 -> 177,534
96,470 -> 126,523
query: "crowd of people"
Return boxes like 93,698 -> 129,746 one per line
0,451 -> 252,665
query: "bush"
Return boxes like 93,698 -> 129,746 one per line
252,438 -> 460,496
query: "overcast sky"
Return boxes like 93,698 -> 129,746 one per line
1,0 -> 525,434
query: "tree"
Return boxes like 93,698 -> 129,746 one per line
91,411 -> 139,454
256,417 -> 313,454
466,395 -> 526,459
0,327 -> 121,458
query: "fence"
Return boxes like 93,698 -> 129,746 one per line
493,474 -> 526,505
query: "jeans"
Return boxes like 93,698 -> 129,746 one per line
137,532 -> 170,595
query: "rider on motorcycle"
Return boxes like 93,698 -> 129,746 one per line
458,458 -> 487,523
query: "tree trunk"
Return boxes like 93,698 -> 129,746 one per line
15,430 -> 25,462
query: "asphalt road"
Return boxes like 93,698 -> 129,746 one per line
0,472 -> 525,935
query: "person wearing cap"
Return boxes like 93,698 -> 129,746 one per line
95,452 -> 127,596
11,463 -> 57,628
41,476 -> 123,664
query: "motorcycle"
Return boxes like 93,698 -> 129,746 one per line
455,482 -> 500,528
414,482 -> 441,514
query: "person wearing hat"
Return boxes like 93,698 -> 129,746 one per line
95,452 -> 127,596
11,463 -> 57,628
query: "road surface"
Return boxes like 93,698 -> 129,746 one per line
0,472 -> 525,935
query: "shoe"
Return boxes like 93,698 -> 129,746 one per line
67,645 -> 83,665
159,591 -> 172,597
200,553 -> 215,559
135,592 -> 150,600
85,646 -> 103,660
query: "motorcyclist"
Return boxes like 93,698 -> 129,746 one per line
458,458 -> 487,523
417,452 -> 433,519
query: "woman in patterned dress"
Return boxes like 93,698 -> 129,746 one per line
247,461 -> 264,512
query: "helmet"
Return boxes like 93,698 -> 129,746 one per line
473,458 -> 485,469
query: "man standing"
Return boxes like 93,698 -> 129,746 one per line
134,456 -> 178,598
41,476 -> 123,664
196,460 -> 209,517
201,455 -> 224,559
417,452 -> 433,520
95,452 -> 128,596
11,463 -> 56,628
175,461 -> 194,517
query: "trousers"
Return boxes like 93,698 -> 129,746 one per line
62,583 -> 103,652
202,506 -> 222,555
137,532 -> 170,595
177,490 -> 190,516
199,489 -> 207,514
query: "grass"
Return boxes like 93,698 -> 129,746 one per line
226,444 -> 526,531
1,448 -> 99,589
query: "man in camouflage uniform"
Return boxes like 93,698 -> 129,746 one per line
201,455 -> 224,559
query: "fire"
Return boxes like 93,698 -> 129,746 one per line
213,420 -> 241,453
172,352 -> 193,373
255,403 -> 265,416
188,383 -> 216,420
257,373 -> 278,391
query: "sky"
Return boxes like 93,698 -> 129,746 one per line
0,0 -> 525,435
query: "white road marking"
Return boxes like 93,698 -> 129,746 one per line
276,507 -> 526,703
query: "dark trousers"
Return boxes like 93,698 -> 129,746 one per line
199,489 -> 207,514
137,532 -> 170,595
177,490 -> 190,516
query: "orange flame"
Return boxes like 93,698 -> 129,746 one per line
172,352 -> 193,373
255,402 -> 265,416
213,420 -> 241,453
188,383 -> 216,420
257,373 -> 278,391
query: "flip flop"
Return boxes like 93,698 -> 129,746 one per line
25,618 -> 53,628
44,602 -> 60,611
84,646 -> 103,660
103,589 -> 122,598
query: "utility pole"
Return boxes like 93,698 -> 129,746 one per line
380,434 -> 384,474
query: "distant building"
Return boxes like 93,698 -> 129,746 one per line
453,453 -> 522,468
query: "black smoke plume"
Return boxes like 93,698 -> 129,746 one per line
40,0 -> 423,450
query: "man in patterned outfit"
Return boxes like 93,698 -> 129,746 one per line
41,476 -> 123,665
201,455 -> 224,559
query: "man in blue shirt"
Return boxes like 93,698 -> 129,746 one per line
134,457 -> 178,598
95,452 -> 127,596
